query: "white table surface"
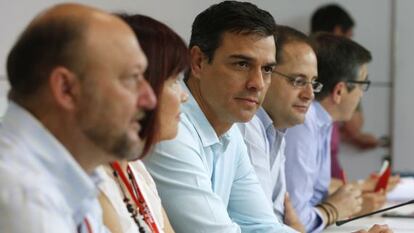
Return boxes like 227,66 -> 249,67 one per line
324,214 -> 414,233
325,181 -> 414,233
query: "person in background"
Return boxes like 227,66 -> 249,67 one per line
310,3 -> 379,180
144,1 -> 296,232
98,14 -> 189,233
311,4 -> 355,38
284,33 -> 382,233
311,3 -> 400,197
0,3 -> 156,233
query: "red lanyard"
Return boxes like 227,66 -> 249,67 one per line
78,217 -> 92,233
84,218 -> 92,233
111,162 -> 160,233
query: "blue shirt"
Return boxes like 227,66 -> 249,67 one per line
284,101 -> 332,233
238,107 -> 288,222
144,83 -> 294,233
0,101 -> 108,233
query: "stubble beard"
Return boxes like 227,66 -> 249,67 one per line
83,126 -> 144,162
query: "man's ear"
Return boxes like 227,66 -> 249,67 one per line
332,81 -> 346,104
333,25 -> 344,36
190,46 -> 207,80
48,67 -> 80,111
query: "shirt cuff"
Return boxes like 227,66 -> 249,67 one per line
311,207 -> 326,233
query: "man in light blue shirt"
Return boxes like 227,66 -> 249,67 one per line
144,2 -> 294,233
284,33 -> 373,232
238,26 -> 321,233
0,4 -> 156,232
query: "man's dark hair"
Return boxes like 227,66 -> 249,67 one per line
276,25 -> 313,65
7,18 -> 86,100
312,33 -> 371,100
310,4 -> 354,34
189,1 -> 277,63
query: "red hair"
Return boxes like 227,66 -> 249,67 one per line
119,14 -> 190,158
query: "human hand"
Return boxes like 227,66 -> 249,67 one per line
359,175 -> 400,192
353,191 -> 386,216
353,133 -> 379,149
385,175 -> 400,192
283,193 -> 305,233
326,184 -> 362,219
352,224 -> 393,233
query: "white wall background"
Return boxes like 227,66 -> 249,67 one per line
0,0 -> 404,177
393,0 -> 414,173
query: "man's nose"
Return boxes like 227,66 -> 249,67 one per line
137,78 -> 157,110
246,68 -> 266,91
300,82 -> 315,101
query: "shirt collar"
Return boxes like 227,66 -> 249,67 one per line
256,107 -> 287,137
312,101 -> 332,128
256,107 -> 273,131
180,81 -> 224,147
2,101 -> 99,216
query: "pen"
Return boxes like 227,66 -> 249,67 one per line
340,170 -> 347,184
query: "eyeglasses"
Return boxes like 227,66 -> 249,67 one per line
273,70 -> 323,93
346,80 -> 371,92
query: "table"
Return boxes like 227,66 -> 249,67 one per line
325,179 -> 414,233
325,211 -> 414,233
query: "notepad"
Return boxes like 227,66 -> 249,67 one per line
387,177 -> 414,202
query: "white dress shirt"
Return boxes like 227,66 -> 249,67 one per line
0,101 -> 109,233
144,82 -> 295,233
238,107 -> 288,223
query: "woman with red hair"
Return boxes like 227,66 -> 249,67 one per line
98,14 -> 189,233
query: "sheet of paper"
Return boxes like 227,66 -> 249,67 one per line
387,177 -> 414,202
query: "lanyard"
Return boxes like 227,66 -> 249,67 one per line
78,217 -> 92,233
111,161 -> 160,233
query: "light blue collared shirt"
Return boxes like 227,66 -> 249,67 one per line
284,101 -> 333,233
144,83 -> 294,233
238,107 -> 288,222
0,101 -> 108,233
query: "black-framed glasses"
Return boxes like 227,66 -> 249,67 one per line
346,80 -> 371,92
273,70 -> 323,93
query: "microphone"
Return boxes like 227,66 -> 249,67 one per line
336,199 -> 414,226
